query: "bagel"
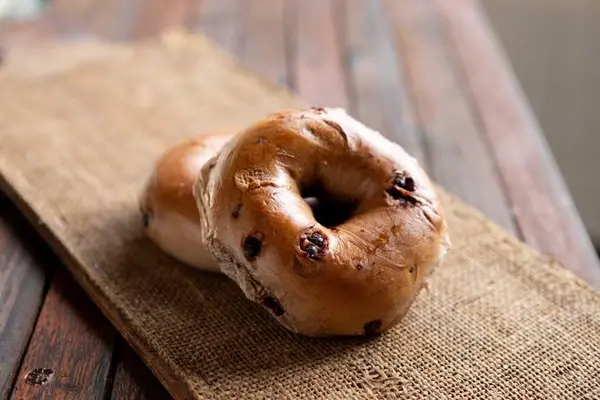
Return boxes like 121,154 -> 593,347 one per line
141,107 -> 450,336
139,133 -> 231,272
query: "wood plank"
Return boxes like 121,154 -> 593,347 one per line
0,195 -> 48,398
132,0 -> 201,40
381,0 -> 515,232
79,0 -> 145,41
438,0 -> 600,287
194,0 -> 240,54
0,0 -> 142,42
237,0 -> 289,87
341,0 -> 425,164
291,0 -> 349,108
39,0 -> 97,37
45,0 -> 134,40
10,269 -> 117,400
0,15 -> 60,50
110,344 -> 172,400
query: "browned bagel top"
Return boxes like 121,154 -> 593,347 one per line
194,107 -> 449,335
141,137 -> 207,223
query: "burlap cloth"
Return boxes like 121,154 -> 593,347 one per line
1,32 -> 599,399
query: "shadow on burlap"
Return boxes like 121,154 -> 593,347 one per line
0,32 -> 599,399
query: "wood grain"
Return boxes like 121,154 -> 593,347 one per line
81,0 -> 144,41
194,0 -> 240,53
44,0 -> 140,40
110,344 -> 172,400
238,0 -> 289,87
341,0 -> 424,163
438,0 -> 600,287
382,0 -> 515,232
132,0 -> 201,39
39,0 -> 97,38
291,0 -> 349,109
10,269 -> 117,400
0,195 -> 48,399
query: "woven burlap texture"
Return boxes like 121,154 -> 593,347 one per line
0,32 -> 599,399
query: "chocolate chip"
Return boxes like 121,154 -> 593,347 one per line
299,230 -> 328,260
256,137 -> 264,144
307,232 -> 324,247
392,172 -> 415,192
364,320 -> 382,336
305,244 -> 319,258
142,212 -> 151,228
386,171 -> 417,204
386,187 -> 416,204
25,368 -> 54,386
231,203 -> 243,219
356,262 -> 365,270
263,296 -> 285,316
402,177 -> 415,192
408,264 -> 415,274
243,232 -> 264,261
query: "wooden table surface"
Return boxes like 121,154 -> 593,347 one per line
1,0 -> 599,399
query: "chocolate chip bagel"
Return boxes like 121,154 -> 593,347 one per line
140,107 -> 450,336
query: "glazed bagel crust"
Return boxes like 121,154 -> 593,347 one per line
193,107 -> 450,336
140,133 -> 232,272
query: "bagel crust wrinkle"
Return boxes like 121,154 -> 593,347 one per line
141,107 -> 450,336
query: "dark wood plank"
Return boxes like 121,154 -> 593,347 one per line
381,0 -> 515,232
341,0 -> 424,162
438,0 -> 600,287
291,0 -> 349,108
10,269 -> 117,400
43,0 -> 173,41
37,0 -> 96,37
194,0 -> 240,54
132,0 -> 201,40
37,0 -> 140,40
0,195 -> 48,398
78,0 -> 145,41
238,0 -> 289,87
110,344 -> 172,400
0,14 -> 59,50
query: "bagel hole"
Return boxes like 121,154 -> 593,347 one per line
302,188 -> 359,228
